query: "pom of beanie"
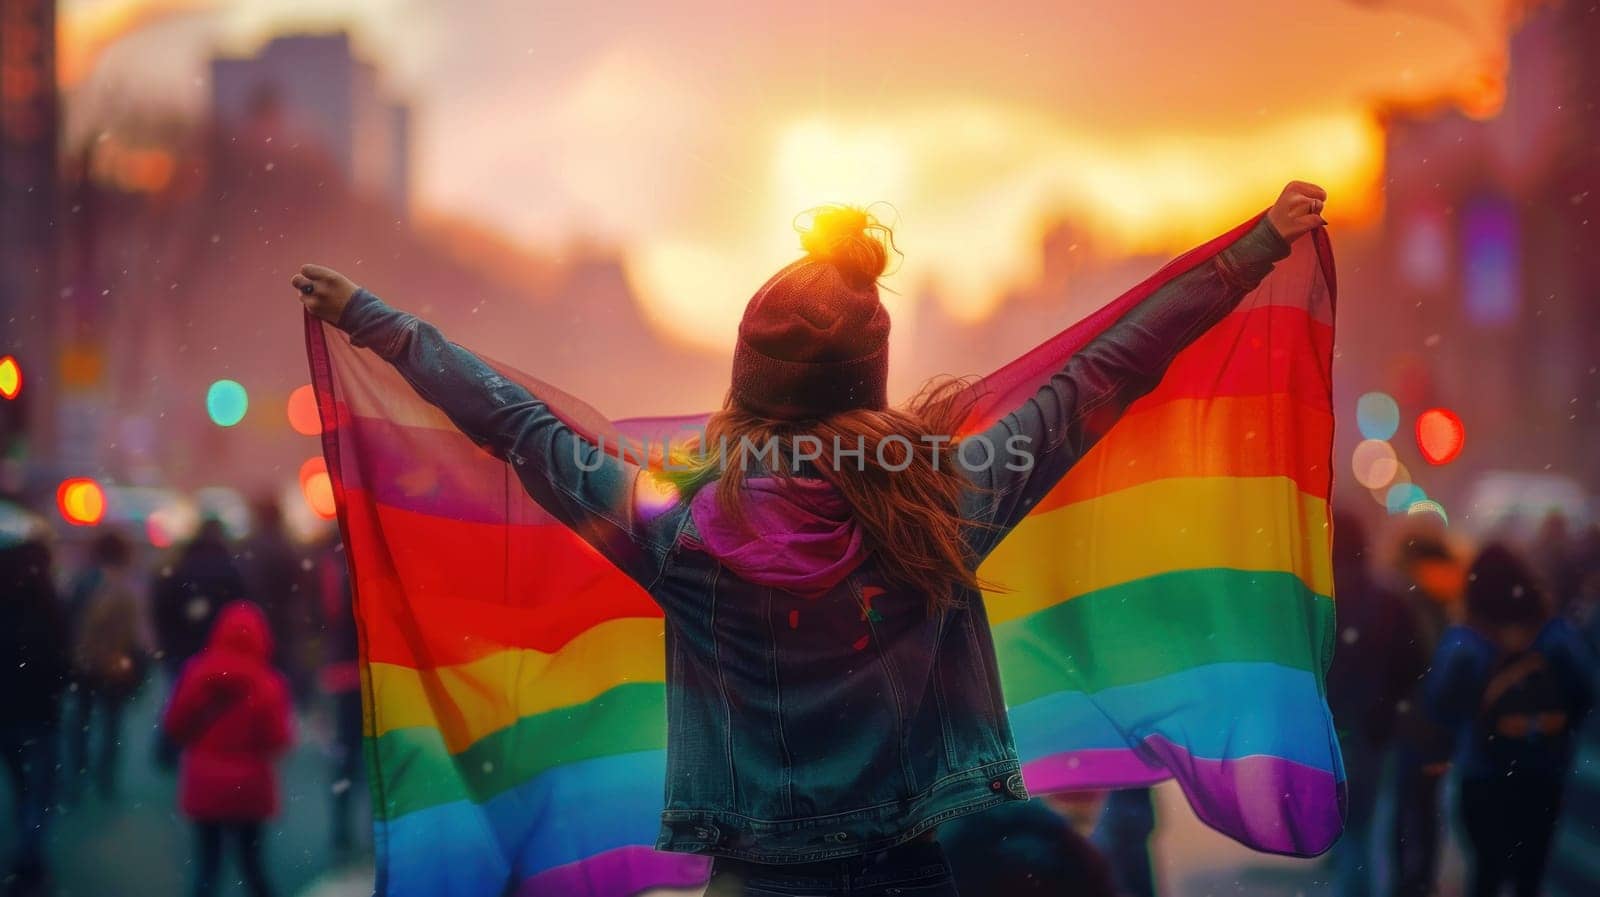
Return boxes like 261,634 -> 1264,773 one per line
797,205 -> 892,288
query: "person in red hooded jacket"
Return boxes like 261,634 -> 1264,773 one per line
162,600 -> 294,897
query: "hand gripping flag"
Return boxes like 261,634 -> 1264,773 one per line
305,215 -> 1341,896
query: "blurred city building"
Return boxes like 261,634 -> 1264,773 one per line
2,4 -> 1593,545
0,0 -> 60,464
17,26 -> 724,521
1368,0 -> 1600,508
211,33 -> 411,218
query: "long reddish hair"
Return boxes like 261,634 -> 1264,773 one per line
668,207 -> 987,612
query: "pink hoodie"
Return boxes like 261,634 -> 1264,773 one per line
687,477 -> 869,599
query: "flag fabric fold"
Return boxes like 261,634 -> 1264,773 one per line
306,216 -> 1341,897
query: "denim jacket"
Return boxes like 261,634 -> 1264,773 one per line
337,218 -> 1290,863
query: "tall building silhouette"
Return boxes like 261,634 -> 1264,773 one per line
0,0 -> 59,458
211,32 -> 410,217
1373,0 -> 1600,496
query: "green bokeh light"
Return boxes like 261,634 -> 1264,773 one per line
206,379 -> 249,427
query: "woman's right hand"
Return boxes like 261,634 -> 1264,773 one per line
290,264 -> 362,324
1266,181 -> 1328,243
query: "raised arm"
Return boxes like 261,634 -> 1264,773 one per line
291,268 -> 674,588
963,182 -> 1324,556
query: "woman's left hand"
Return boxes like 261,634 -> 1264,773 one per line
290,264 -> 361,323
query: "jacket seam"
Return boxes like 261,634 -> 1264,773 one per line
663,622 -> 683,806
961,613 -> 1007,752
930,613 -> 961,769
858,578 -> 917,795
764,587 -> 796,817
706,564 -> 737,810
643,509 -> 690,594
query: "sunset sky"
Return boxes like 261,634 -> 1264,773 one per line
62,0 -> 1514,346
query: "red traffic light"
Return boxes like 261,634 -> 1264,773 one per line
0,356 -> 20,400
1416,408 -> 1465,466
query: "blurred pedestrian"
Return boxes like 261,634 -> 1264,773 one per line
0,533 -> 69,897
65,530 -> 151,801
153,519 -> 249,671
1542,602 -> 1600,897
1389,531 -> 1464,897
1576,523 -> 1600,617
313,540 -> 363,852
1324,511 -> 1427,897
241,497 -> 313,700
163,601 -> 294,897
1534,512 -> 1582,618
1091,788 -> 1156,897
943,797 -> 1117,897
1396,534 -> 1465,645
152,518 -> 248,767
1421,544 -> 1595,897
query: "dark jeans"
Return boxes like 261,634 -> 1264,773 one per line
330,690 -> 364,850
1331,737 -> 1385,897
705,838 -> 957,896
1,722 -> 57,877
1390,748 -> 1443,897
191,822 -> 273,897
66,688 -> 128,799
156,658 -> 188,770
1092,788 -> 1156,897
1459,775 -> 1563,897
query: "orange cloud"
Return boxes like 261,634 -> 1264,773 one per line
59,0 -> 212,87
66,0 -> 1512,349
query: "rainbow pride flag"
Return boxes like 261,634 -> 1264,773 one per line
306,215 -> 1340,896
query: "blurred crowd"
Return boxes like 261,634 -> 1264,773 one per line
0,498 -> 360,897
4,495 -> 1600,897
945,505 -> 1600,897
1319,508 -> 1600,897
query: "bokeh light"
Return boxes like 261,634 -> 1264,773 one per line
287,384 -> 321,436
1355,392 -> 1400,440
146,513 -> 175,548
1351,439 -> 1399,489
1416,407 -> 1465,465
1407,499 -> 1449,525
206,379 -> 249,427
1367,462 -> 1416,510
299,455 -> 326,489
146,501 -> 200,549
304,472 -> 336,519
299,456 -> 336,519
56,477 -> 106,526
1385,482 -> 1427,514
0,356 -> 20,400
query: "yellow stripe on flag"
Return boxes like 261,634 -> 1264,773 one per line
368,616 -> 666,748
979,475 -> 1331,627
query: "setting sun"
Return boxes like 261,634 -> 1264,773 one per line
626,104 -> 1383,349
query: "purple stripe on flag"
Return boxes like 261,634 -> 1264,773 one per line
1024,735 -> 1345,857
515,846 -> 710,897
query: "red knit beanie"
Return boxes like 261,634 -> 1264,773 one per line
730,206 -> 892,420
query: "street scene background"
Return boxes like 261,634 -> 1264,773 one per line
2,1 -> 1598,895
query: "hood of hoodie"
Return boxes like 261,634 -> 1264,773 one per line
688,477 -> 869,599
205,600 -> 274,662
